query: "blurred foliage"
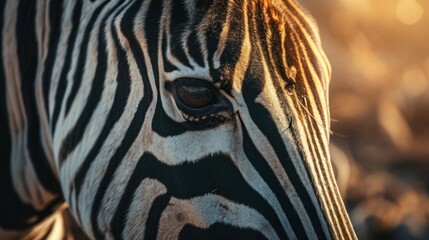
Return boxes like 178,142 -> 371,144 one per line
301,0 -> 429,239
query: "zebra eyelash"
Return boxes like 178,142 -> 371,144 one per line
182,112 -> 229,122
181,111 -> 231,130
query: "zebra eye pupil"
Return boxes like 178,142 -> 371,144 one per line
175,79 -> 215,108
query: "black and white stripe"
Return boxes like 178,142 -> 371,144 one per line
1,0 -> 357,239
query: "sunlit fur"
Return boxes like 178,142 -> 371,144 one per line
0,0 -> 357,239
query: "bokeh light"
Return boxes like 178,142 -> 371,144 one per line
396,0 -> 424,25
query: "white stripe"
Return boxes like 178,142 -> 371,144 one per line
158,194 -> 280,240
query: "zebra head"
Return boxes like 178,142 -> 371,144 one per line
53,0 -> 357,239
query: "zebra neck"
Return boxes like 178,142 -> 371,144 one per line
0,0 -> 64,235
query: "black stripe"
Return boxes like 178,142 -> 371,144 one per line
292,32 -> 327,158
112,153 -> 288,239
186,30 -> 205,67
252,5 -> 325,157
91,98 -> 150,239
91,98 -> 149,239
42,0 -> 64,119
291,31 -> 326,125
149,0 -> 192,137
163,0 -> 192,71
141,0 -> 215,136
251,10 -> 325,233
291,89 -> 337,238
64,1 -> 110,116
161,32 -> 180,72
184,0 -> 216,68
151,95 -> 188,136
240,118 -> 307,239
242,66 -> 328,239
281,1 -> 317,43
90,98 -> 149,239
249,4 -> 329,237
71,0 -> 132,224
252,3 -> 296,113
143,194 -> 172,240
169,0 -> 189,37
57,5 -> 109,166
89,1 -> 155,238
293,33 -> 328,134
51,0 -> 82,134
218,2 -> 244,70
267,19 -> 294,92
205,2 -> 228,80
0,0 -> 19,229
16,0 -> 60,193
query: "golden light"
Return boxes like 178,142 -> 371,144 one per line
377,99 -> 413,151
400,67 -> 427,98
396,0 -> 424,25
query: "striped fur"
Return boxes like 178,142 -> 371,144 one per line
0,0 -> 357,239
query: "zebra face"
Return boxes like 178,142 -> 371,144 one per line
52,0 -> 355,239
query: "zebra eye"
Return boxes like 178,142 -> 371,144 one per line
176,79 -> 215,108
171,78 -> 232,121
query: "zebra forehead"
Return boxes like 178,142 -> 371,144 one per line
195,0 -> 314,24
166,0 -> 310,31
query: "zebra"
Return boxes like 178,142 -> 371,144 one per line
0,0 -> 357,239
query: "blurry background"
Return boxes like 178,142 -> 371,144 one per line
300,0 -> 429,239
